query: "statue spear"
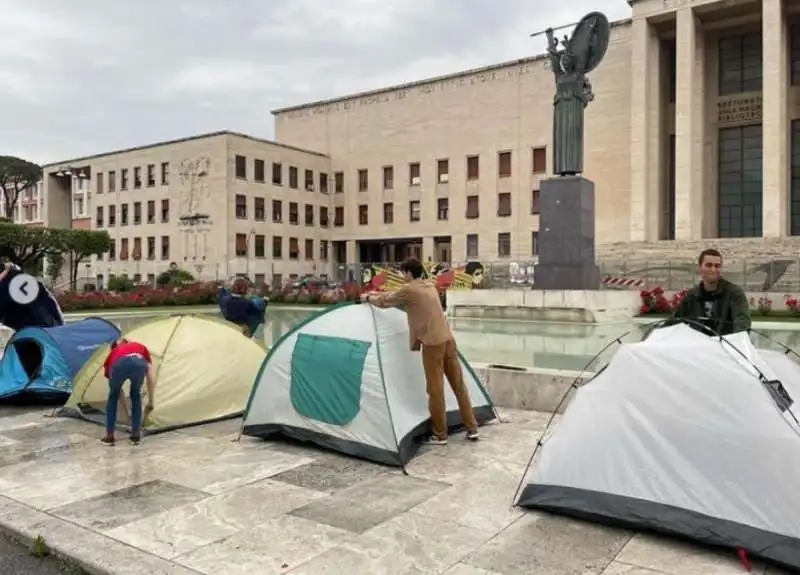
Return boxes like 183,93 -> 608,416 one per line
529,20 -> 579,38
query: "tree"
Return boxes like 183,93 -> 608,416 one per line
0,156 -> 42,220
0,222 -> 66,272
61,229 -> 112,289
46,252 -> 65,284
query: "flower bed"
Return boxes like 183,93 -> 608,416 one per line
639,286 -> 800,318
56,282 -> 367,312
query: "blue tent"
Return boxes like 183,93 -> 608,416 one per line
0,317 -> 120,401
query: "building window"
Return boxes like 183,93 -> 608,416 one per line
121,169 -> 128,190
466,234 -> 478,259
160,236 -> 170,259
133,201 -> 142,225
437,159 -> 449,183
235,233 -> 247,257
320,206 -> 329,227
146,164 -> 155,187
273,236 -> 283,258
497,193 -> 512,217
531,231 -> 539,256
132,237 -> 142,261
133,167 -> 142,188
235,194 -> 247,219
718,32 -> 762,95
120,238 -> 129,260
467,155 -> 479,180
161,162 -> 169,185
305,239 -> 314,260
304,169 -> 314,190
532,147 -> 546,173
334,171 -> 344,193
254,159 -> 265,182
273,200 -> 283,222
289,202 -> 298,225
358,169 -> 368,191
305,204 -> 314,226
96,173 -> 104,194
147,200 -> 155,224
409,162 -> 420,186
320,240 -> 329,260
466,195 -> 479,219
437,198 -> 448,220
147,237 -> 156,260
409,200 -> 420,222
96,206 -> 104,227
383,202 -> 393,224
498,152 -> 512,178
383,166 -> 394,190
272,162 -> 282,185
108,205 -> 116,226
792,25 -> 800,86
121,204 -> 129,226
359,205 -> 369,225
254,197 -> 265,221
109,170 -> 116,192
531,189 -> 540,214
334,206 -> 344,227
497,232 -> 511,257
718,124 -> 763,238
161,199 -> 169,223
254,234 -> 265,258
235,155 -> 247,179
289,238 -> 299,259
108,239 -> 116,260
320,172 -> 328,194
289,166 -> 298,188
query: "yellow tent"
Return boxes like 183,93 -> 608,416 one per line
59,314 -> 265,434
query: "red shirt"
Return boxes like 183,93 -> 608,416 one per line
103,341 -> 152,378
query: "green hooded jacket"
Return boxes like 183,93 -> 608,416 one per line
671,277 -> 751,336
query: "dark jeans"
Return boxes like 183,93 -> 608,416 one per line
107,355 -> 147,435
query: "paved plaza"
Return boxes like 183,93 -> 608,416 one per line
0,405 -> 789,575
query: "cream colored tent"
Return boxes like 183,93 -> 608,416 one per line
58,314 -> 265,434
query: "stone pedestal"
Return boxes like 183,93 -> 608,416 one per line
534,176 -> 600,290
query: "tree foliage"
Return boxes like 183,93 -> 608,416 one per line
61,229 -> 112,288
0,156 -> 42,220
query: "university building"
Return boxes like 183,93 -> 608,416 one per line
37,0 -> 800,285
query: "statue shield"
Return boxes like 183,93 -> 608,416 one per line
570,12 -> 611,74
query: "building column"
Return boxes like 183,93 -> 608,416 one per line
630,17 -> 663,241
674,7 -> 706,240
762,0 -> 789,237
345,240 -> 357,264
422,237 -> 435,262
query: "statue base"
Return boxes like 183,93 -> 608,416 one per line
533,176 -> 600,290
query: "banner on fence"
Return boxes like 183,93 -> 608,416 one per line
362,261 -> 486,291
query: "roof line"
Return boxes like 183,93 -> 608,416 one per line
42,130 -> 328,169
270,18 -> 632,115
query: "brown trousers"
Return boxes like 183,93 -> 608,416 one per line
421,339 -> 479,439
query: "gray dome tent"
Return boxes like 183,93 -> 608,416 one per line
515,324 -> 800,571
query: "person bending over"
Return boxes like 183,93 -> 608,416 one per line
671,248 -> 751,336
362,257 -> 480,445
101,338 -> 155,446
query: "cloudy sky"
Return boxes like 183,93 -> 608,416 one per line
1,0 -> 631,165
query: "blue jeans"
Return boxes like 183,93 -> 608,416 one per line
107,355 -> 147,435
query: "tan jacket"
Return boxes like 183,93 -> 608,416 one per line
371,279 -> 453,349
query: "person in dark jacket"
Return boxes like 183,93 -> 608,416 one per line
218,277 -> 267,338
671,248 -> 751,336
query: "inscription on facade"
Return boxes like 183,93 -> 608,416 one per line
281,63 -> 532,119
661,0 -> 702,8
717,96 -> 762,124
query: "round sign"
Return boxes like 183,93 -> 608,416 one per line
8,273 -> 40,305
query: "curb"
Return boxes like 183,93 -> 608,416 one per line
0,495 -> 202,575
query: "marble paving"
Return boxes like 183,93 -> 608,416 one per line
0,405 -> 790,575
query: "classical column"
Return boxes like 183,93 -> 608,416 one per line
674,7 -> 706,240
630,17 -> 663,241
762,0 -> 789,237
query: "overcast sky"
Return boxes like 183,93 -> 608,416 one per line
0,0 -> 631,165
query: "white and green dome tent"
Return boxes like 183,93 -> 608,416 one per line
241,302 -> 496,467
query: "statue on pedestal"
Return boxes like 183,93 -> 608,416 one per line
544,12 -> 610,176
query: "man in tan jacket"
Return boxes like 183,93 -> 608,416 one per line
362,258 -> 480,445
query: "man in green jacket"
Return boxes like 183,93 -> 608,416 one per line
671,248 -> 751,335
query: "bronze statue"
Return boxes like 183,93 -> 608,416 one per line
545,12 -> 610,176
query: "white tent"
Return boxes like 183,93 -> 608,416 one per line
241,302 -> 496,466
516,324 -> 800,570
